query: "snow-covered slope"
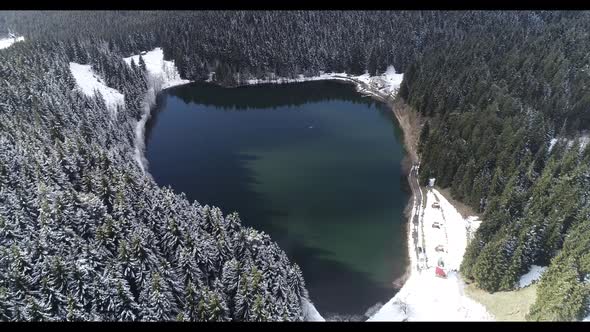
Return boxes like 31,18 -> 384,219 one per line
123,48 -> 189,90
69,62 -> 125,114
369,189 -> 492,321
0,35 -> 25,50
301,298 -> 325,321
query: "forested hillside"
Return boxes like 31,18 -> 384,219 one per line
1,10 -> 590,321
0,11 -> 545,83
404,12 -> 590,320
0,33 -> 309,321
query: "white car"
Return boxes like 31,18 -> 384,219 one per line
418,252 -> 427,269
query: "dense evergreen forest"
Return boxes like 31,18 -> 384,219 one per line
1,10 -> 590,321
0,18 -> 309,322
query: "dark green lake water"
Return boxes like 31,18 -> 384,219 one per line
145,81 -> 409,317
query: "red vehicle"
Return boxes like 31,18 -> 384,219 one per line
435,266 -> 447,278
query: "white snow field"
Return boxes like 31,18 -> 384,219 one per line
518,265 -> 547,289
369,188 -> 493,321
0,35 -> 25,50
69,62 -> 125,114
123,47 -> 190,174
123,47 -> 189,90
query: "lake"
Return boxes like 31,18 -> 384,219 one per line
145,80 -> 410,318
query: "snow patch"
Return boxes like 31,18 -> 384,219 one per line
548,138 -> 558,153
466,216 -> 482,242
580,135 -> 590,150
69,62 -> 125,114
553,134 -> 590,153
518,265 -> 547,289
301,298 -> 325,321
0,35 -> 24,50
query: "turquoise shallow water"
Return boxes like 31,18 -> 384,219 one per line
145,81 -> 409,316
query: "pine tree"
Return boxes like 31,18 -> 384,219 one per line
138,55 -> 146,72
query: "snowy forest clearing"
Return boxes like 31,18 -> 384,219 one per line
69,47 -> 191,174
69,62 -> 125,114
123,48 -> 189,90
368,188 -> 493,321
0,35 -> 24,50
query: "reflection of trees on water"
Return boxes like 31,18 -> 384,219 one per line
167,80 -> 383,111
144,93 -> 167,145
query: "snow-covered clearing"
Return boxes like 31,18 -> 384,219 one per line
352,66 -> 404,97
123,47 -> 190,174
69,62 -> 125,114
123,48 -> 189,90
369,188 -> 493,321
518,265 -> 547,289
0,35 -> 24,50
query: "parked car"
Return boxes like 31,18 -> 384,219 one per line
435,266 -> 447,278
418,253 -> 426,269
432,222 -> 441,229
435,245 -> 445,252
